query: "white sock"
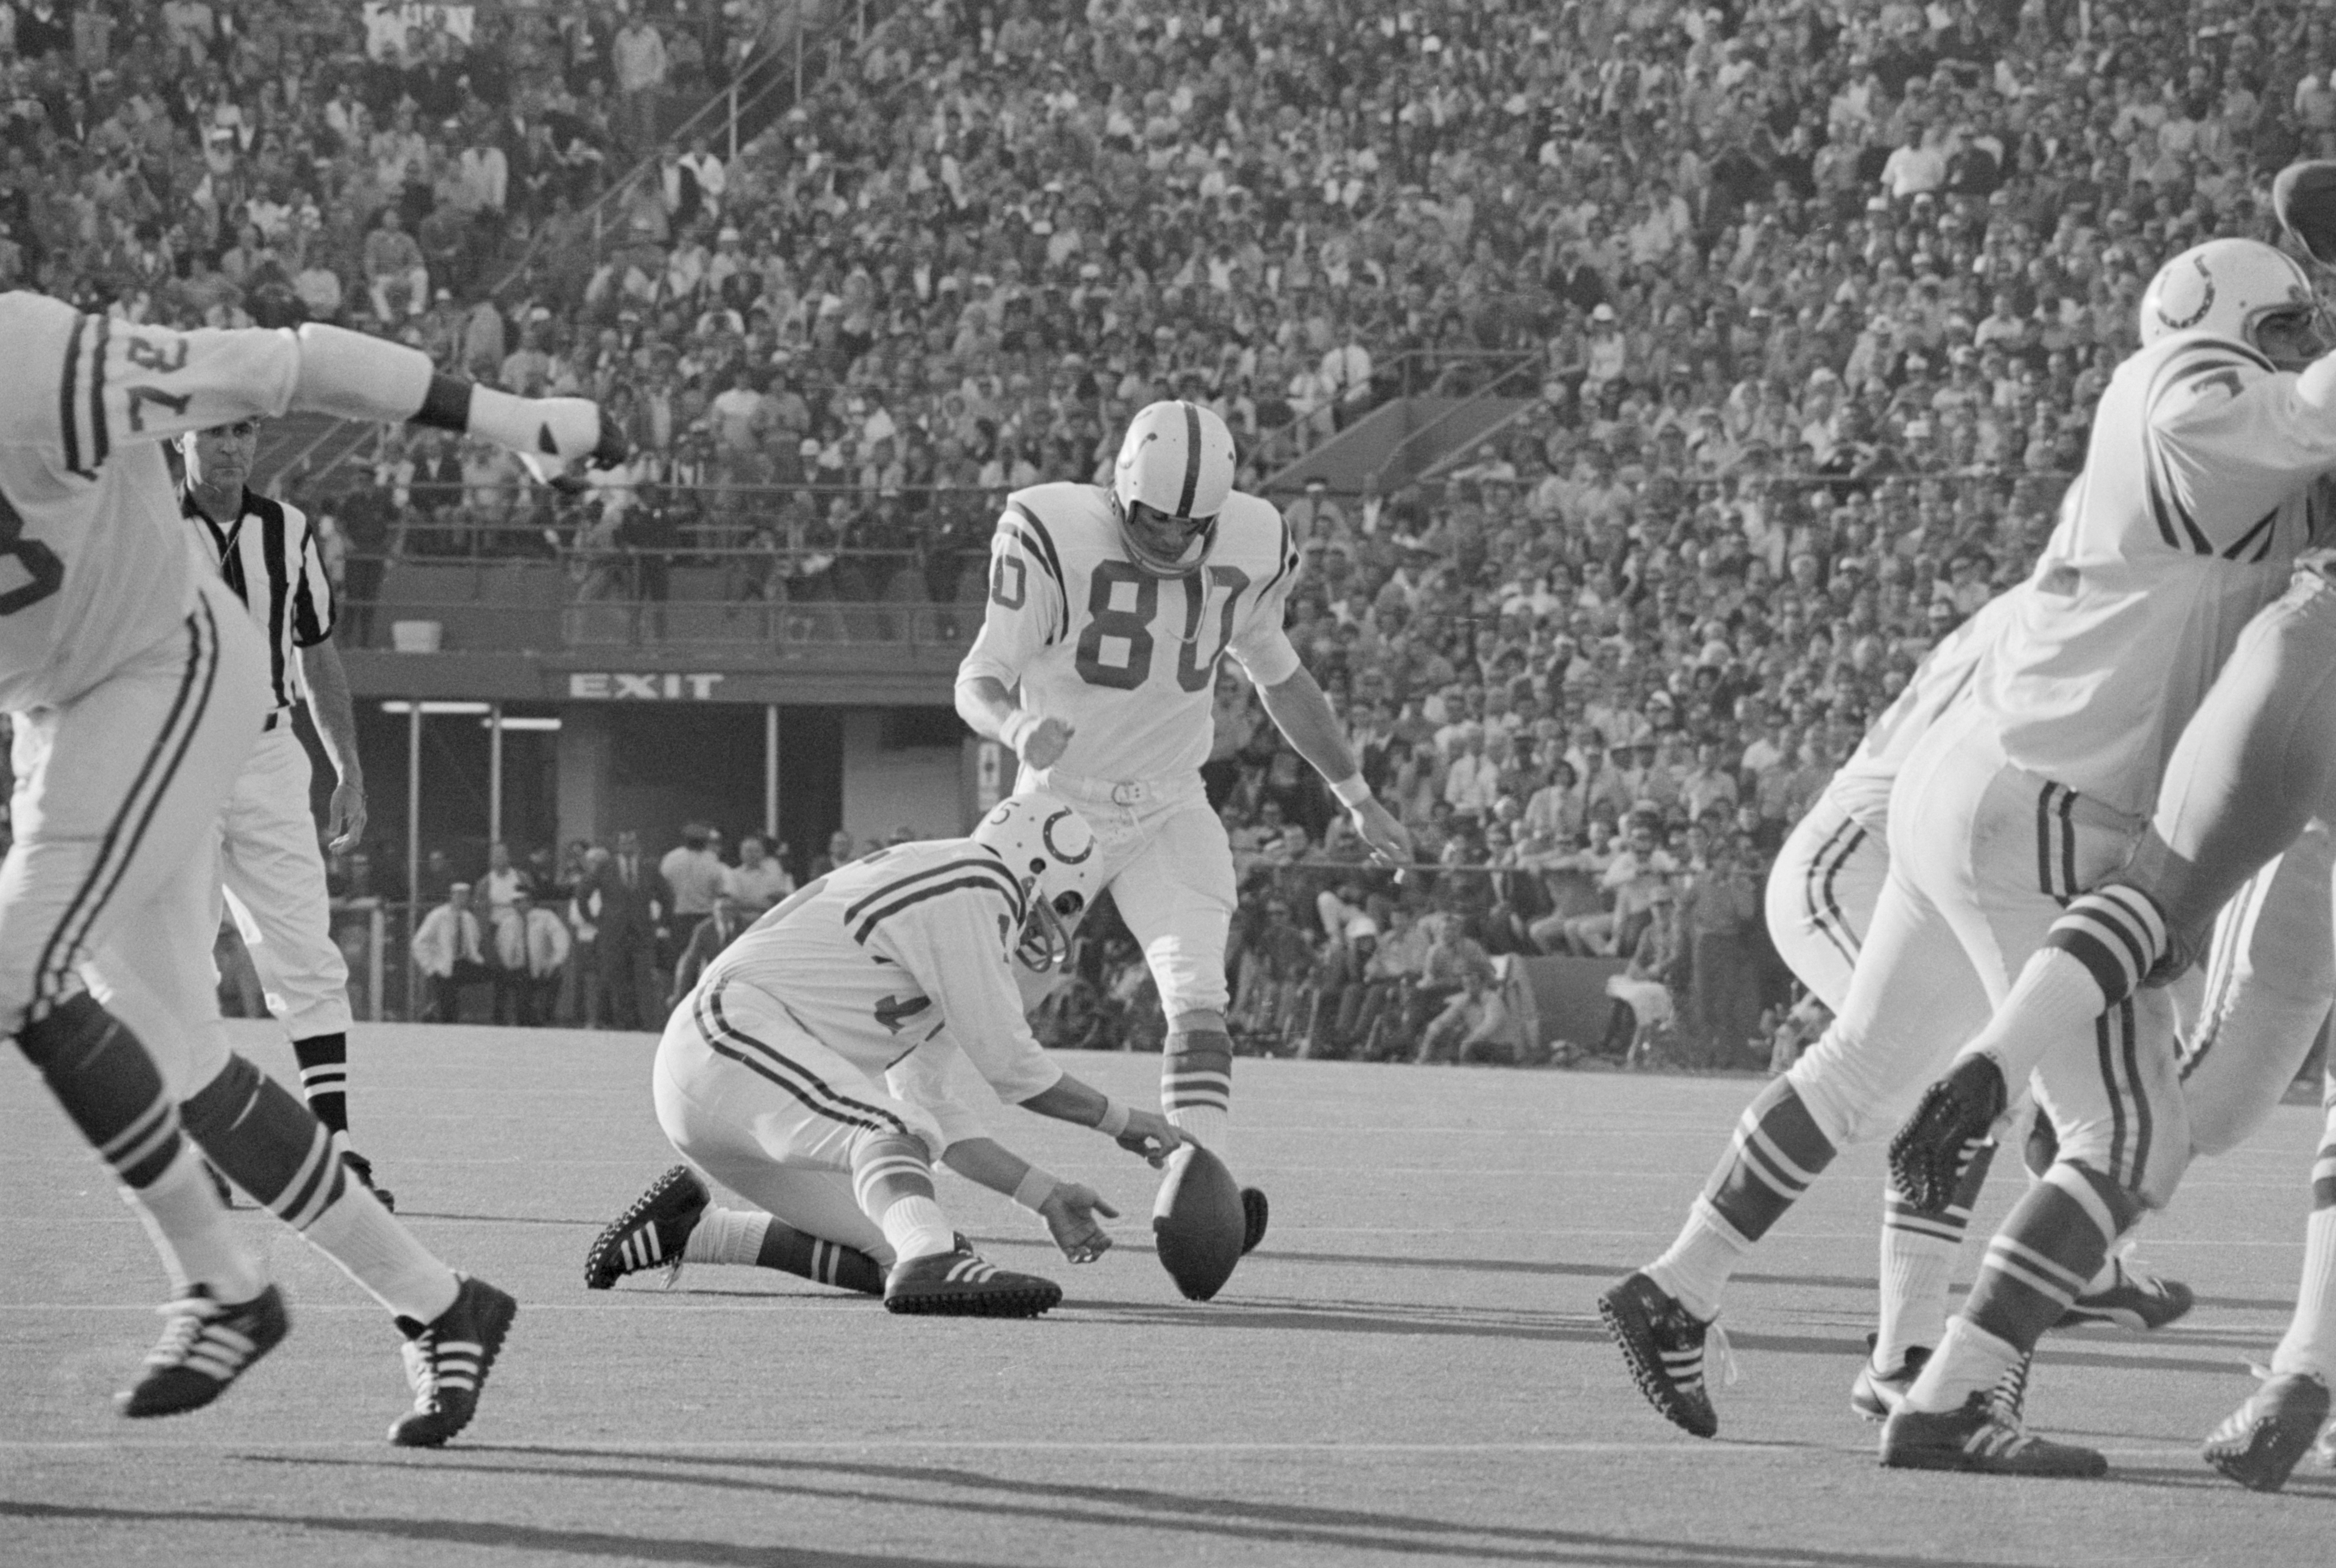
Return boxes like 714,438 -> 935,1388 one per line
125,1144 -> 267,1302
1963,948 -> 2109,1091
1902,1315 -> 2022,1414
1875,1211 -> 1960,1373
302,1186 -> 460,1324
1167,1105 -> 1231,1162
2272,1205 -> 2336,1382
878,1195 -> 956,1262
683,1205 -> 772,1267
1644,1198 -> 1750,1322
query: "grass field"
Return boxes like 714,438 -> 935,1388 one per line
3,1021 -> 2330,1568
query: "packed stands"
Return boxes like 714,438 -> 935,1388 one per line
31,0 -> 2327,1053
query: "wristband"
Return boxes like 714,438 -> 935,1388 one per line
1011,1166 -> 1059,1212
999,709 -> 1041,755
1329,774 -> 1373,807
1095,1099 -> 1132,1139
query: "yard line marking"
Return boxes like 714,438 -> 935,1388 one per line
0,1437 -> 2232,1459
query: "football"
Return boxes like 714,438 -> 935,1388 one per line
1151,1143 -> 1246,1302
2274,159 -> 2336,268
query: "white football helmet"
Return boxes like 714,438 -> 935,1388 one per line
972,792 -> 1104,970
2139,238 -> 2326,368
1110,399 -> 1236,578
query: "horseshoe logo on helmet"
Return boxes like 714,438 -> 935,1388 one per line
2158,254 -> 2216,332
1040,809 -> 1092,864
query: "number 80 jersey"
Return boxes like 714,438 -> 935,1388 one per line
957,481 -> 1304,783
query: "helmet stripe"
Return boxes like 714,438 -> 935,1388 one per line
1175,401 -> 1202,517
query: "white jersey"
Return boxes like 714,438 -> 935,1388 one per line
0,292 -> 312,712
1827,590 -> 2019,831
1986,329 -> 2336,816
700,838 -> 1064,1106
957,481 -> 1304,783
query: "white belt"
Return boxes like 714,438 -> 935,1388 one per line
1030,767 -> 1202,809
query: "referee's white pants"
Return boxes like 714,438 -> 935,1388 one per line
1020,768 -> 1236,1021
213,723 -> 352,1039
651,978 -> 945,1265
1764,792 -> 1887,1014
1,580 -> 268,1097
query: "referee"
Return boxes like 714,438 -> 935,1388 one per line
180,415 -> 392,1208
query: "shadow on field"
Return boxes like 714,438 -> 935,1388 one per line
219,1451 -> 2035,1567
394,1210 -> 600,1228
1265,1249 -> 1886,1296
2089,1464 -> 2336,1500
0,1499 -> 1002,1566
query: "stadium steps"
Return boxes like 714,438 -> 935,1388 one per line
1265,393 -> 1537,496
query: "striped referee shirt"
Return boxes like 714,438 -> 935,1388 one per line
181,483 -> 337,712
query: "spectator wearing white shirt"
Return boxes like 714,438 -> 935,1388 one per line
412,884 -> 489,1022
720,834 -> 794,913
494,889 -> 572,1026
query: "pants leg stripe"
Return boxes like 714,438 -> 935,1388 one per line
32,599 -> 220,1013
2092,998 -> 2148,1187
2182,866 -> 2263,1083
1807,819 -> 1866,967
693,988 -> 908,1139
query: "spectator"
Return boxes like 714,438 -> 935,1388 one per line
579,829 -> 666,1030
658,821 -> 726,956
495,887 -> 572,1026
721,833 -> 794,912
412,883 -> 490,1023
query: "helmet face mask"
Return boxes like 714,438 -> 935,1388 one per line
2253,302 -> 2333,372
1116,497 -> 1220,578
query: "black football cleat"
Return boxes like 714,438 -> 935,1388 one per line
1889,1054 -> 2008,1216
116,1284 -> 290,1418
1240,1187 -> 1269,1255
883,1249 -> 1061,1318
390,1274 -> 518,1447
2057,1255 -> 2193,1331
2203,1372 -> 2331,1493
1599,1271 -> 1721,1438
1880,1391 -> 2105,1477
584,1166 -> 709,1290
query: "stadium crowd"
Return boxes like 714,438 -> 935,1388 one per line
57,0 -> 2335,1057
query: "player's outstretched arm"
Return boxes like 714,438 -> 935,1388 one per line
939,1135 -> 1120,1264
59,301 -> 624,481
1017,1075 -> 1182,1165
1256,665 -> 1413,866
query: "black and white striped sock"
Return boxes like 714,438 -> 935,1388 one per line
291,1031 -> 349,1135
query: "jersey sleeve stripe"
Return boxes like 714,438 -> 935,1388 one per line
1175,401 -> 1203,516
1007,501 -> 1071,638
58,311 -> 86,476
841,857 -> 1026,926
2221,507 -> 2278,562
2143,444 -> 2214,555
86,313 -> 111,470
1260,511 -> 1296,596
852,875 -> 1023,946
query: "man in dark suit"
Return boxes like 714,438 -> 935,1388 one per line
667,894 -> 747,1009
585,828 -> 667,1030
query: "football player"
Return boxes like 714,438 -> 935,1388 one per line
1894,553 -> 2336,1486
0,286 -> 619,1437
1852,236 -> 2336,1475
1605,237 -> 2336,1471
954,401 -> 1409,1275
586,793 -> 1186,1316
